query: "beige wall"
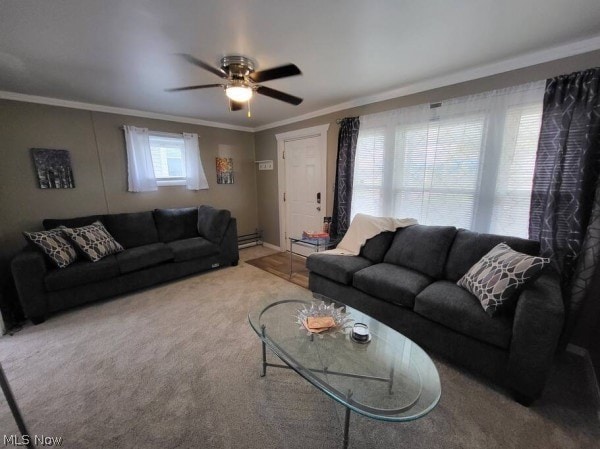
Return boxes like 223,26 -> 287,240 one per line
0,101 -> 257,295
255,49 -> 600,247
3,49 -> 600,335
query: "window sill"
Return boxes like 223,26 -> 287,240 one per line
156,179 -> 186,187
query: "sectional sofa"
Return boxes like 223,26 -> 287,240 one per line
11,206 -> 239,324
307,225 -> 564,404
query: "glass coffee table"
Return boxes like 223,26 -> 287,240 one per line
248,297 -> 441,448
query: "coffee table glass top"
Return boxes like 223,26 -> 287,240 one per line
248,297 -> 441,422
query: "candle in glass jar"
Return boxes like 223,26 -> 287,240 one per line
351,323 -> 370,342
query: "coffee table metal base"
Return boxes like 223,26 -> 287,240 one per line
258,325 -> 394,449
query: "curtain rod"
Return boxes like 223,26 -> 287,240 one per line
120,126 -> 184,138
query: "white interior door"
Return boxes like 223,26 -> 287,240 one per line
277,124 -> 329,254
285,137 -> 323,255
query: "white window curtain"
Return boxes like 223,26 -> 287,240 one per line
351,81 -> 545,238
182,133 -> 209,190
124,125 -> 158,192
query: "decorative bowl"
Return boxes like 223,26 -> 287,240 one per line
295,300 -> 353,338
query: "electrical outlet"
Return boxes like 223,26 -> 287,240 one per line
258,161 -> 273,170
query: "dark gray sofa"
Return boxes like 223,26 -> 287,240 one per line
307,225 -> 564,404
11,206 -> 239,324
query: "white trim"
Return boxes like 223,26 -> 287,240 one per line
275,124 -> 330,142
276,140 -> 286,251
0,91 -> 254,132
156,179 -> 186,186
2,34 -> 600,133
253,34 -> 600,132
276,124 -> 330,250
262,242 -> 283,252
238,242 -> 261,249
149,130 -> 185,139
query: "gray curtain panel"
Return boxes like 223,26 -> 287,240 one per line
529,67 -> 600,338
330,117 -> 360,237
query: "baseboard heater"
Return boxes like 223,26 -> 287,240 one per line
238,230 -> 263,249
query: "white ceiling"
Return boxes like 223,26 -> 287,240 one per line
1,0 -> 600,130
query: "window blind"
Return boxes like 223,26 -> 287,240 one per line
490,105 -> 542,237
393,115 -> 484,229
352,127 -> 385,217
351,81 -> 545,238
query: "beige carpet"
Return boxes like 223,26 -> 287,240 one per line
0,247 -> 599,449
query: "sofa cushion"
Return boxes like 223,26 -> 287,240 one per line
457,243 -> 550,317
153,207 -> 199,243
353,263 -> 433,308
44,255 -> 120,291
167,237 -> 220,262
383,225 -> 457,279
103,212 -> 159,249
306,254 -> 372,285
414,280 -> 513,349
359,231 -> 395,263
444,229 -> 541,282
62,221 -> 124,262
23,229 -> 78,268
115,243 -> 173,274
197,205 -> 231,244
43,215 -> 105,231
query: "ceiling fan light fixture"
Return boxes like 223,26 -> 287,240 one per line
167,54 -> 303,112
225,85 -> 253,102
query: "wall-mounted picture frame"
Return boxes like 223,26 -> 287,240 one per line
216,157 -> 234,184
31,148 -> 75,189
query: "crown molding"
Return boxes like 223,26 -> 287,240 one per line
253,34 -> 600,132
0,91 -> 255,132
2,34 -> 600,134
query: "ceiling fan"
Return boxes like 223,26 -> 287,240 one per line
166,54 -> 303,115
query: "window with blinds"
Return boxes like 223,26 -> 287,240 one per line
393,115 -> 484,229
489,105 -> 543,237
351,82 -> 545,238
352,127 -> 385,217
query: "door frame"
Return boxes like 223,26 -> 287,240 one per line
276,123 -> 330,250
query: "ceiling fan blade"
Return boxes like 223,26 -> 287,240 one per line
256,85 -> 303,105
178,53 -> 228,78
229,100 -> 244,111
249,64 -> 301,83
165,84 -> 224,92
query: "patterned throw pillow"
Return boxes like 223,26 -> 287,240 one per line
23,229 -> 78,268
62,221 -> 124,262
457,243 -> 549,317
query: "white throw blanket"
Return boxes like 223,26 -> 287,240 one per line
323,213 -> 418,256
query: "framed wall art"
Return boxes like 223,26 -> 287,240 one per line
31,148 -> 75,189
216,157 -> 234,184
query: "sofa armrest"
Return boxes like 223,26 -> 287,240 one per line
10,249 -> 49,322
507,272 -> 564,401
197,205 -> 232,244
219,218 -> 239,265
